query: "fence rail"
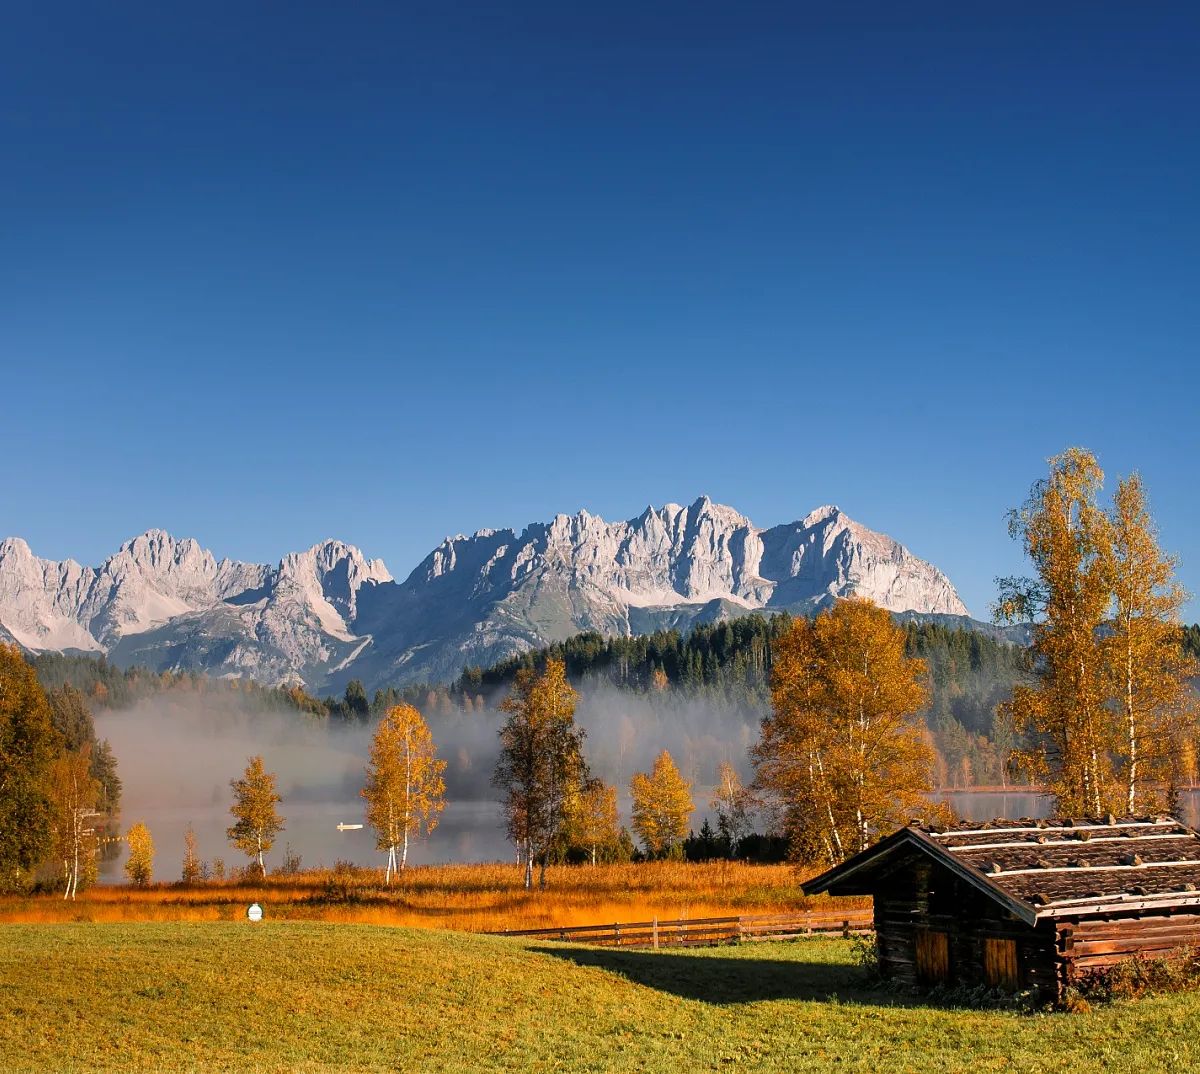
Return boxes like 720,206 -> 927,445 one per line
493,908 -> 874,949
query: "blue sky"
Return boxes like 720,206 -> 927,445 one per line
3,3 -> 1198,619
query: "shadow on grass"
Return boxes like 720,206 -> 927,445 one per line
530,944 -> 918,1007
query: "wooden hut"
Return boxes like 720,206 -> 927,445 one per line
803,815 -> 1200,1003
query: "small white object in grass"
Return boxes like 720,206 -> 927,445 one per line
247,902 -> 263,922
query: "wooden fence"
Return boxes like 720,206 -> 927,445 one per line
493,908 -> 874,949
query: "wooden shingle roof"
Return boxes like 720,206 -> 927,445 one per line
803,816 -> 1200,925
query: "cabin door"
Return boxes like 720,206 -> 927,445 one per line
915,929 -> 950,985
983,938 -> 1020,991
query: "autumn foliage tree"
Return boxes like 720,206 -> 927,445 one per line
996,448 -> 1117,815
630,750 -> 693,858
124,821 -> 155,887
362,703 -> 446,883
563,778 -> 620,865
47,744 -> 100,899
1105,474 -> 1200,811
492,658 -> 587,890
998,451 -> 1199,815
227,755 -> 284,877
753,598 -> 938,864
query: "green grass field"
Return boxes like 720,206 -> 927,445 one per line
1,923 -> 1196,1073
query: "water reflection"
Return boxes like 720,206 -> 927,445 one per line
100,798 -> 513,881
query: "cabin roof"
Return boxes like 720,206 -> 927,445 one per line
802,816 -> 1200,926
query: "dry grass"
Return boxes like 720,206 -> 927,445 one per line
0,860 -> 865,931
6,924 -> 1200,1073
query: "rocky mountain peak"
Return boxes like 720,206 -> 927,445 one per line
1,500 -> 971,689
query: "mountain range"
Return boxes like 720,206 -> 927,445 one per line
0,498 -> 970,692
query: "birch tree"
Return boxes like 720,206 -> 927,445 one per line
181,823 -> 202,884
124,822 -> 155,887
227,755 -> 284,877
630,750 -> 693,858
492,658 -> 587,890
1103,474 -> 1199,812
564,778 -> 619,865
996,448 -> 1119,815
362,703 -> 446,883
47,744 -> 100,899
753,598 -> 936,864
710,761 -> 754,857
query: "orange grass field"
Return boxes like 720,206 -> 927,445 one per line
0,861 -> 866,932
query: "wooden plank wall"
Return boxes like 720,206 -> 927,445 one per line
1062,913 -> 1200,975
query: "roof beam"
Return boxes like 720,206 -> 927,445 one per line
947,833 -> 1191,853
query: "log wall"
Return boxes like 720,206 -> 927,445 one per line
1060,912 -> 1200,978
873,852 -> 1060,1000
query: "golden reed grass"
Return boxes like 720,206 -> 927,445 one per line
0,861 -> 866,932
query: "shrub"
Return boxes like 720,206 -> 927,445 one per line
1074,948 -> 1200,1003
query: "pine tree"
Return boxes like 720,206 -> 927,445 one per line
124,822 -> 155,887
630,750 -> 693,858
362,703 -> 446,883
227,756 -> 284,877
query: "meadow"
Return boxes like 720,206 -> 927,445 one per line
2,922 -> 1197,1073
0,861 -> 861,931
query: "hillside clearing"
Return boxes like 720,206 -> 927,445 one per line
1,924 -> 1197,1072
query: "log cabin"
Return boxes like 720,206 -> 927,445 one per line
803,815 -> 1200,1003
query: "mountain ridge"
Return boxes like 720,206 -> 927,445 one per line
0,497 -> 970,691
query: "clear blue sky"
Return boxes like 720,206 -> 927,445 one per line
3,3 -> 1198,619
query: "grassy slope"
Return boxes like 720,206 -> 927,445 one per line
1,924 -> 1196,1073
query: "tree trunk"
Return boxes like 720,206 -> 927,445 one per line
401,827 -> 409,872
524,839 -> 533,890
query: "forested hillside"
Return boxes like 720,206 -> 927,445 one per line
35,618 -> 1199,794
449,616 -> 1037,788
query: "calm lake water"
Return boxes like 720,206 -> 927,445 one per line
94,701 -> 1200,882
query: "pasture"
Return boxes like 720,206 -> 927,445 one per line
2,923 -> 1197,1072
0,861 -> 846,930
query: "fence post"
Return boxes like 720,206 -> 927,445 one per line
614,922 -> 620,946
842,919 -> 851,939
652,917 -> 659,950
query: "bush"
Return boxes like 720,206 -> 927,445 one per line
1073,948 -> 1200,1003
